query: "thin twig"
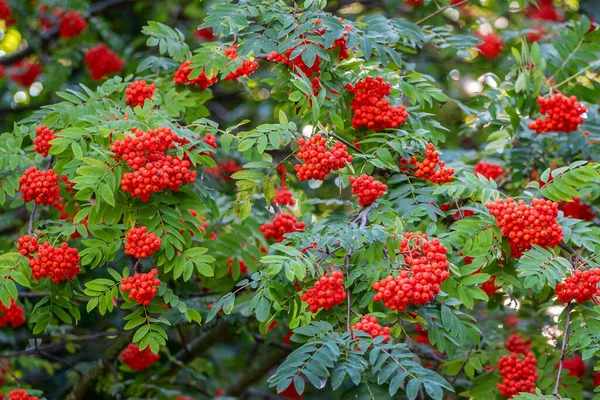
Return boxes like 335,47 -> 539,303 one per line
450,346 -> 474,385
344,249 -> 353,333
0,359 -> 21,388
28,203 -> 37,235
326,131 -> 363,154
416,0 -> 469,25
38,349 -> 83,377
553,301 -> 572,398
176,325 -> 190,357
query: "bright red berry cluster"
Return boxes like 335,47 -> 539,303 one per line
476,32 -> 504,58
125,80 -> 156,107
0,298 -> 26,328
203,133 -> 217,149
9,60 -> 43,87
496,352 -> 538,398
526,0 -> 563,22
559,197 -> 596,221
561,355 -> 586,377
124,227 -> 162,258
259,213 -> 306,243
405,0 -> 424,6
173,61 -> 218,89
19,167 -> 61,206
0,0 -> 12,24
405,143 -> 454,184
372,233 -> 450,310
349,174 -> 387,206
84,44 -> 125,80
120,268 -> 161,305
346,77 -> 408,132
205,159 -> 242,182
300,270 -> 346,313
528,94 -> 587,134
120,343 -> 160,371
28,241 -> 81,283
111,127 -> 196,201
33,126 -> 56,157
59,11 -> 86,38
480,275 -> 500,297
294,134 -> 352,181
6,390 -> 39,400
17,235 -> 39,258
350,315 -> 391,342
486,198 -> 563,258
224,45 -> 259,81
505,333 -> 532,355
555,269 -> 600,303
474,160 -> 504,180
273,187 -> 295,207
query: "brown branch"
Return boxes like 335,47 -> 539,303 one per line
553,301 -> 572,398
344,249 -> 353,333
176,324 -> 190,357
450,346 -> 473,385
326,131 -> 363,154
0,359 -> 21,388
416,0 -> 470,25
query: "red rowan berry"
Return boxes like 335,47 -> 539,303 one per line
0,0 -> 13,24
224,45 -> 259,81
120,343 -> 160,371
19,167 -> 61,206
259,213 -> 306,243
496,352 -> 538,398
125,80 -> 156,107
17,235 -> 39,258
29,241 -> 81,283
120,268 -> 161,305
407,143 -> 454,184
476,32 -> 504,58
59,11 -> 86,38
0,298 -> 26,328
349,174 -> 387,206
300,270 -> 346,313
505,333 -> 531,355
9,60 -> 43,87
173,61 -> 218,89
294,134 -> 352,181
405,0 -> 424,6
481,275 -> 499,297
526,0 -> 563,22
124,227 -> 161,258
558,197 -> 596,221
84,44 -> 124,80
528,94 -> 586,134
6,390 -> 39,400
474,161 -> 504,180
560,355 -> 585,377
195,27 -> 216,41
34,126 -> 56,157
228,257 -> 248,276
555,269 -> 600,303
350,315 -> 391,342
273,187 -> 295,207
205,159 -> 242,182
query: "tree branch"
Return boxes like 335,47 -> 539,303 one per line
416,0 -> 469,25
552,301 -> 572,398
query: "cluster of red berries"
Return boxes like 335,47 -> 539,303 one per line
59,11 -> 86,38
195,27 -> 216,41
300,270 -> 346,313
0,298 -> 26,328
124,227 -> 162,258
173,61 -> 218,89
120,268 -> 161,305
9,60 -> 43,87
346,77 -> 408,132
33,126 -> 56,157
111,127 -> 196,201
526,0 -> 563,22
527,26 -> 546,42
259,213 -> 306,243
555,269 -> 600,303
505,333 -> 532,355
294,134 -> 352,181
528,94 -> 587,134
474,161 -> 504,180
273,187 -> 295,207
0,0 -> 13,24
480,275 -> 500,297
120,343 -> 160,371
350,315 -> 391,342
4,390 -> 39,400
17,235 -> 39,258
405,0 -> 424,6
372,233 -> 450,310
203,133 -> 217,149
228,257 -> 248,276
224,45 -> 259,81
559,197 -> 596,221
84,44 -> 125,80
19,167 -> 61,206
125,80 -> 156,107
561,355 -> 586,378
205,159 -> 242,182
486,198 -> 563,258
403,143 -> 454,184
28,241 -> 81,283
476,32 -> 504,58
496,352 -> 538,398
349,174 -> 387,206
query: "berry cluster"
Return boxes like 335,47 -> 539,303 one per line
224,45 -> 259,81
5,390 -> 39,400
372,233 -> 450,310
0,298 -> 26,328
404,143 -> 454,184
33,125 -> 56,157
300,270 -> 346,313
120,343 -> 160,371
259,213 -> 306,243
19,167 -> 61,206
125,80 -> 156,107
273,187 -> 295,207
497,352 -> 538,398
349,174 -> 387,206
203,133 -> 217,149
205,159 -> 242,182
111,127 -> 196,201
561,355 -> 586,377
120,268 -> 161,305
505,333 -> 531,355
124,227 -> 162,258
486,198 -> 563,258
9,60 -> 43,87
84,44 -> 125,80
294,134 -> 352,181
526,0 -> 563,22
405,0 -> 424,6
59,11 -> 86,38
474,161 -> 504,180
195,27 -> 216,41
173,61 -> 218,89
346,77 -> 408,132
559,197 -> 596,221
28,241 -> 81,283
17,235 -> 39,258
228,257 -> 248,276
0,0 -> 12,24
555,269 -> 600,303
476,32 -> 504,58
350,315 -> 391,342
527,94 -> 587,134
480,275 -> 499,297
